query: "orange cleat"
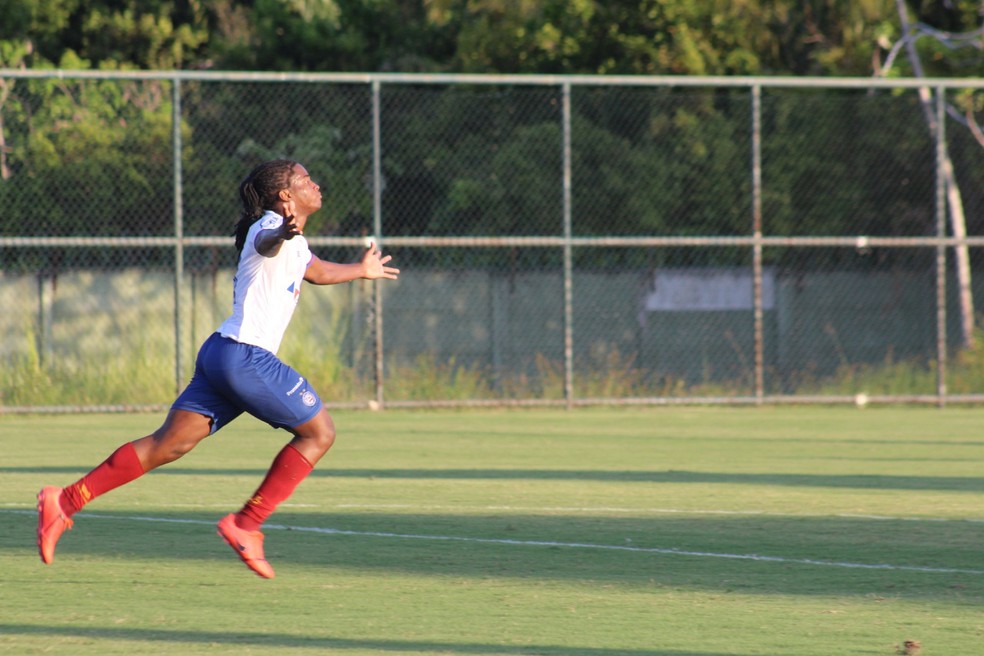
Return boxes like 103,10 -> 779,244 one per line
216,513 -> 275,579
37,486 -> 73,565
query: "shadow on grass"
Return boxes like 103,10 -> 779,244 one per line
5,465 -> 984,492
0,624 -> 735,656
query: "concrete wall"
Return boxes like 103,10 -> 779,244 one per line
4,267 -> 946,399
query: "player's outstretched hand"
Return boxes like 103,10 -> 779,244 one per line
361,242 -> 400,280
278,213 -> 302,240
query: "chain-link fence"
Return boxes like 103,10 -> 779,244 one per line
2,71 -> 984,412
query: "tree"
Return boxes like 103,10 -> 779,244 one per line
876,0 -> 984,348
210,0 -> 454,72
0,50 -> 175,242
0,0 -> 209,70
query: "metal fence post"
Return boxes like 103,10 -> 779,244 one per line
562,82 -> 574,409
935,86 -> 947,407
751,85 -> 764,403
172,76 -> 184,397
372,79 -> 385,408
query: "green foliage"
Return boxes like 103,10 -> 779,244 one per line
0,51 -> 175,239
234,123 -> 374,237
945,329 -> 984,394
278,288 -> 373,402
213,0 -> 452,72
1,1 -> 982,248
762,89 -> 937,239
385,353 -> 495,401
428,120 -> 563,236
420,0 -> 928,76
7,308 -> 984,406
79,5 -> 209,69
0,0 -> 208,70
1,344 -> 175,407
1,0 -> 982,77
786,330 -> 984,397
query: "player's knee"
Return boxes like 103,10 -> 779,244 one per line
167,438 -> 198,460
302,417 -> 335,454
146,437 -> 192,467
147,427 -> 205,467
289,410 -> 335,464
314,422 -> 335,453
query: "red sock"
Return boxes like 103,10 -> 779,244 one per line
236,444 -> 314,532
60,442 -> 146,517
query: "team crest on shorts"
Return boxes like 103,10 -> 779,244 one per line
301,390 -> 317,407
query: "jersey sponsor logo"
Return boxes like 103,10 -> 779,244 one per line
286,376 -> 304,396
286,281 -> 301,301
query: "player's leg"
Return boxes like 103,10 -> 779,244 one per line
287,407 -> 336,465
239,407 -> 334,530
37,409 -> 213,564
212,347 -> 331,578
131,409 -> 216,469
216,409 -> 333,579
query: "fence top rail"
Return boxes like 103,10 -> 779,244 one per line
5,235 -> 984,248
1,69 -> 982,90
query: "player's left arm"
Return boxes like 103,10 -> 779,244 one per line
303,243 -> 400,285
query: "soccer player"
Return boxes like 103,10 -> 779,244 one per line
36,159 -> 399,578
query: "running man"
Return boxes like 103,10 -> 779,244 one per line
36,159 -> 399,578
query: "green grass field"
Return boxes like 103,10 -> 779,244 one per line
1,406 -> 982,655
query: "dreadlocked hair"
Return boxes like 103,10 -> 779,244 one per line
233,159 -> 299,252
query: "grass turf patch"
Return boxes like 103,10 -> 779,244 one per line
1,406 -> 982,655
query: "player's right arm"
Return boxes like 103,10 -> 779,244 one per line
254,214 -> 301,257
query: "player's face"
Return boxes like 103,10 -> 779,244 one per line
287,165 -> 322,218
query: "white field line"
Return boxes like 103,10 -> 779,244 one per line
4,500 -> 984,523
333,503 -> 984,524
4,507 -> 983,576
0,501 -> 984,524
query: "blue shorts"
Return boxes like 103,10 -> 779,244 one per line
172,333 -> 323,434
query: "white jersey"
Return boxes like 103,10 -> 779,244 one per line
217,211 -> 312,354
